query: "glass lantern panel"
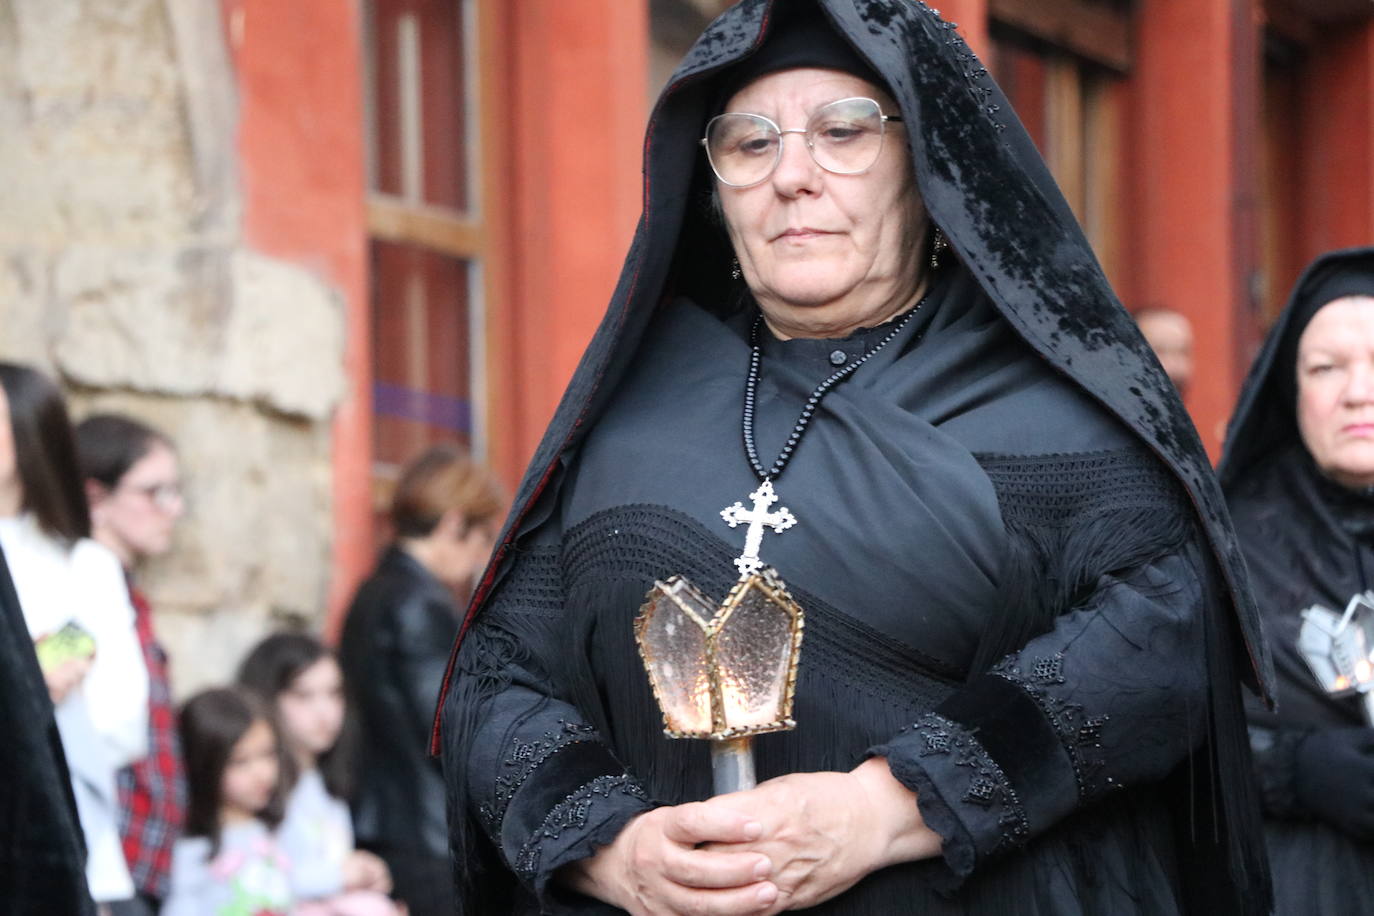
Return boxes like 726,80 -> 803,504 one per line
637,578 -> 715,736
714,578 -> 798,731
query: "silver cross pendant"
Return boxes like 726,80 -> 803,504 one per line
720,479 -> 797,576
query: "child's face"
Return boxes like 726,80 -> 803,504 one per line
278,656 -> 346,762
221,718 -> 279,822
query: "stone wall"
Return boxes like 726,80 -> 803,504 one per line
0,0 -> 345,695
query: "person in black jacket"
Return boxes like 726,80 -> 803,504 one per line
339,444 -> 500,916
0,541 -> 95,915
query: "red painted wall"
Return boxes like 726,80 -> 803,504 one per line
1126,0 -> 1247,458
490,0 -> 649,484
939,0 -> 991,61
1300,21 -> 1374,261
222,0 -> 371,635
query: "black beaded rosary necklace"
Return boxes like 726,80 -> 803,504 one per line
719,298 -> 926,577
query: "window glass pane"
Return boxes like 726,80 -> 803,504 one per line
367,0 -> 470,211
370,240 -> 474,474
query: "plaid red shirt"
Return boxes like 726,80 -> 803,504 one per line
116,583 -> 187,900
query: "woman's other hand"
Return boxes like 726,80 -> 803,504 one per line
342,849 -> 394,894
1295,727 -> 1374,839
558,802 -> 779,915
701,757 -> 942,912
43,655 -> 93,705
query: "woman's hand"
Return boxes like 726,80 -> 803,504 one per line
702,757 -> 942,912
342,849 -> 393,894
43,656 -> 93,705
558,802 -> 780,915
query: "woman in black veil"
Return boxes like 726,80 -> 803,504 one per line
437,1 -> 1273,913
1221,246 -> 1374,915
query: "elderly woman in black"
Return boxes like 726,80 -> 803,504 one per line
438,2 -> 1272,913
1221,247 -> 1374,915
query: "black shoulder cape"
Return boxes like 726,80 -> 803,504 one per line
435,1 -> 1273,912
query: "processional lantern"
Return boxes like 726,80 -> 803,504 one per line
635,570 -> 804,795
1299,591 -> 1374,724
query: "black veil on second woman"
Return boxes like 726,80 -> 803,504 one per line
436,0 -> 1274,908
1221,246 -> 1374,487
1220,246 -> 1374,728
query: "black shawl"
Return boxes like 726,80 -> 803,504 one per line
436,1 -> 1273,912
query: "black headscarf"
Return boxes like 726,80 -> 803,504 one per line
437,0 -> 1271,715
1222,247 -> 1374,486
710,4 -> 884,106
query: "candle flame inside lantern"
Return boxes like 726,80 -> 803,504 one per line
1299,592 -> 1374,700
635,571 -> 804,741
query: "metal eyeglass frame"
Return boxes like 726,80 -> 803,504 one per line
700,96 -> 904,188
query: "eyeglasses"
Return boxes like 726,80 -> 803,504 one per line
701,96 -> 904,188
122,481 -> 184,513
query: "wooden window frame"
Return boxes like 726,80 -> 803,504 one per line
362,0 -> 507,504
990,0 -> 1131,73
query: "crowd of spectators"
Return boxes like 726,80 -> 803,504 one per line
0,359 -> 500,916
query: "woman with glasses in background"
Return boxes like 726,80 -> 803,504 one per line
436,2 -> 1273,913
77,413 -> 188,916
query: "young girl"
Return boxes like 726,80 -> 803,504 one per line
163,687 -> 293,916
238,633 -> 399,916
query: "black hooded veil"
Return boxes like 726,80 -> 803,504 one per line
1220,246 -> 1374,914
436,2 -> 1273,913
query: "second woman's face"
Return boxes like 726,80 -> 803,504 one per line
717,68 -> 927,340
1297,296 -> 1374,489
277,657 -> 346,761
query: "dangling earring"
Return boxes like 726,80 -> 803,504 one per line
731,257 -> 743,281
930,227 -> 948,270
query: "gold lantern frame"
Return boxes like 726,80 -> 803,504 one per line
634,568 -> 805,742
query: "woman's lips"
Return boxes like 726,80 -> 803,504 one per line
1342,423 -> 1374,436
774,227 -> 835,241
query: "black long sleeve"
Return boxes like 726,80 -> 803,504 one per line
443,539 -> 654,912
873,545 -> 1210,885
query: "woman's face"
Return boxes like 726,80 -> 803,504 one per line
1297,296 -> 1374,488
276,656 -> 346,762
716,68 -> 927,340
91,442 -> 184,563
220,718 -> 280,822
440,518 -> 496,588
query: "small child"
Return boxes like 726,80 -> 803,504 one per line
162,687 -> 294,916
239,633 -> 399,916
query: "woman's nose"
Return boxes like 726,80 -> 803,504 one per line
770,132 -> 821,196
1345,362 -> 1374,403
